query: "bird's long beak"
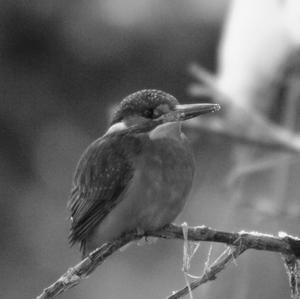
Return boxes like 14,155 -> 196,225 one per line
157,103 -> 220,124
175,103 -> 221,121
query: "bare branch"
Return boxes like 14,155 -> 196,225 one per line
36,224 -> 300,299
36,231 -> 142,299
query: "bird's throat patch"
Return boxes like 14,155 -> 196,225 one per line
149,122 -> 181,140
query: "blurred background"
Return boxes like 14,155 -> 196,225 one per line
1,0 -> 300,298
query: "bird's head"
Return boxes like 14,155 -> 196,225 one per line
108,89 -> 220,134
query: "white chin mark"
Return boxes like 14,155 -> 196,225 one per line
105,121 -> 128,135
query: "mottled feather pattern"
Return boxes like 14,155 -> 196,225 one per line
112,89 -> 179,124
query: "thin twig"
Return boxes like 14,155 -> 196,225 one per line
36,231 -> 143,299
166,245 -> 246,299
282,254 -> 300,299
36,224 -> 300,299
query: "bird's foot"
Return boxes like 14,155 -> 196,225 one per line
137,236 -> 158,246
136,227 -> 158,246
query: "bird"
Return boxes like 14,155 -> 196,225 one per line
68,89 -> 220,257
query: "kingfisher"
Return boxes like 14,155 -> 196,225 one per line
68,89 -> 220,257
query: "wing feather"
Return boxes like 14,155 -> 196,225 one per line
68,132 -> 142,246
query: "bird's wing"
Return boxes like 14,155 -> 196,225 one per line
68,132 -> 142,246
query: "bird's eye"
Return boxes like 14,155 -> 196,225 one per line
143,109 -> 154,118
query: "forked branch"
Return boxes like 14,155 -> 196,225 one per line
36,224 -> 300,299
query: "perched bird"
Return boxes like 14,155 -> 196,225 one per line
68,89 -> 220,257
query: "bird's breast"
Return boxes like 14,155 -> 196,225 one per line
85,131 -> 195,250
127,133 -> 195,230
